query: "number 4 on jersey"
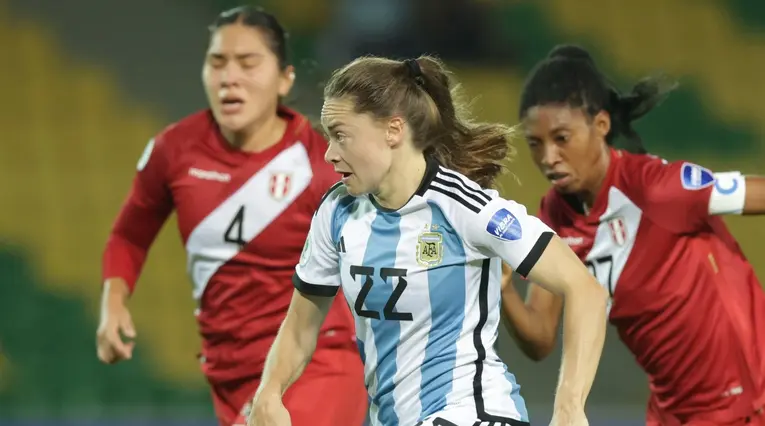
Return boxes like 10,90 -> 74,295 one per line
224,205 -> 248,246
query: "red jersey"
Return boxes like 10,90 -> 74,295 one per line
539,149 -> 765,422
102,107 -> 356,382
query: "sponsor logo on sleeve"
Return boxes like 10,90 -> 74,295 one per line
486,208 -> 523,241
680,162 -> 715,190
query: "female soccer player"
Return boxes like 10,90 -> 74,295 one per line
245,55 -> 609,426
95,6 -> 366,426
502,45 -> 765,425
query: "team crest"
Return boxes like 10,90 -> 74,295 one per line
607,217 -> 628,246
416,230 -> 444,268
269,172 -> 292,200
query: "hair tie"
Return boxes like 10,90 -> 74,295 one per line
404,59 -> 425,86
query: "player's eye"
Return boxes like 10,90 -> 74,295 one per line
334,132 -> 348,143
240,58 -> 261,69
554,134 -> 569,144
208,57 -> 226,68
525,137 -> 540,148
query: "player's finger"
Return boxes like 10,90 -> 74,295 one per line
97,345 -> 116,364
120,316 -> 137,339
104,331 -> 132,361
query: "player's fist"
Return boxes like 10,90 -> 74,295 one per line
549,406 -> 589,426
247,394 -> 291,426
96,279 -> 136,364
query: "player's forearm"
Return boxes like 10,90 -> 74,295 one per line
501,286 -> 556,361
102,278 -> 131,305
743,175 -> 765,214
554,284 -> 607,411
256,291 -> 331,398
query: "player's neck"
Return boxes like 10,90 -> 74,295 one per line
577,146 -> 611,210
223,113 -> 288,153
374,154 -> 427,211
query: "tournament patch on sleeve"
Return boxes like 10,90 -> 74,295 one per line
486,208 -> 523,241
680,162 -> 715,190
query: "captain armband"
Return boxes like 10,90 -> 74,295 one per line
709,172 -> 746,215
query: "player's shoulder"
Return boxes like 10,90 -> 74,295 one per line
538,188 -> 564,226
153,110 -> 214,150
422,164 -> 497,215
316,181 -> 351,214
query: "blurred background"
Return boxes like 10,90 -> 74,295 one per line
0,0 -> 764,424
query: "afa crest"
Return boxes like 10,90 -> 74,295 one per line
416,230 -> 444,268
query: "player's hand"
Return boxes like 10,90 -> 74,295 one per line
247,394 -> 291,426
96,282 -> 136,364
549,406 -> 589,426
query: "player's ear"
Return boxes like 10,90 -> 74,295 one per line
593,110 -> 610,140
278,65 -> 296,97
386,116 -> 405,148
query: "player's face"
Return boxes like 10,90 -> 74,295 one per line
203,24 -> 294,133
321,98 -> 393,196
523,104 -> 610,194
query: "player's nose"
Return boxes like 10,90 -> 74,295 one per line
540,141 -> 562,167
324,143 -> 340,164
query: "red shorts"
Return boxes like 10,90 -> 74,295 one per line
210,345 -> 367,426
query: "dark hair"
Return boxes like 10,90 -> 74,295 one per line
323,55 -> 515,189
519,44 -> 678,153
209,6 -> 289,69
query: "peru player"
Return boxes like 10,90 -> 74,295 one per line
95,6 -> 366,426
502,45 -> 765,425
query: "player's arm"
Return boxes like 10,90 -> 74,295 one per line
472,199 -> 607,417
97,137 -> 173,364
249,187 -> 342,424
739,175 -> 765,214
500,263 -> 563,361
636,160 -> 764,232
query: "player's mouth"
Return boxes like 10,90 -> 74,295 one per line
546,172 -> 572,187
220,95 -> 245,115
338,171 -> 353,183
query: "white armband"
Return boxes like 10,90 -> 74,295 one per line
709,172 -> 746,215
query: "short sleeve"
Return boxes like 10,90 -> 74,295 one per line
132,137 -> 173,210
469,197 -> 556,277
633,159 -> 718,233
293,185 -> 343,297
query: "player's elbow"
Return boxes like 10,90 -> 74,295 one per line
522,339 -> 556,362
509,318 -> 559,362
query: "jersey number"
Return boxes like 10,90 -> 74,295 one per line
224,206 -> 247,246
350,265 -> 413,321
585,255 -> 615,296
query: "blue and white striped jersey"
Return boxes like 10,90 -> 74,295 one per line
294,159 -> 554,426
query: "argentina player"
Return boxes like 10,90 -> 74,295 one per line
247,56 -> 608,426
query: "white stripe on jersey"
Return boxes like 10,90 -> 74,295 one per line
185,143 -> 313,299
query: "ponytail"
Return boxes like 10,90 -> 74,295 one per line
412,56 -> 516,189
606,74 -> 678,153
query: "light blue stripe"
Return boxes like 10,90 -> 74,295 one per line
362,211 -> 403,426
357,338 -> 366,366
503,369 -> 529,421
331,195 -> 356,245
418,202 -> 466,420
